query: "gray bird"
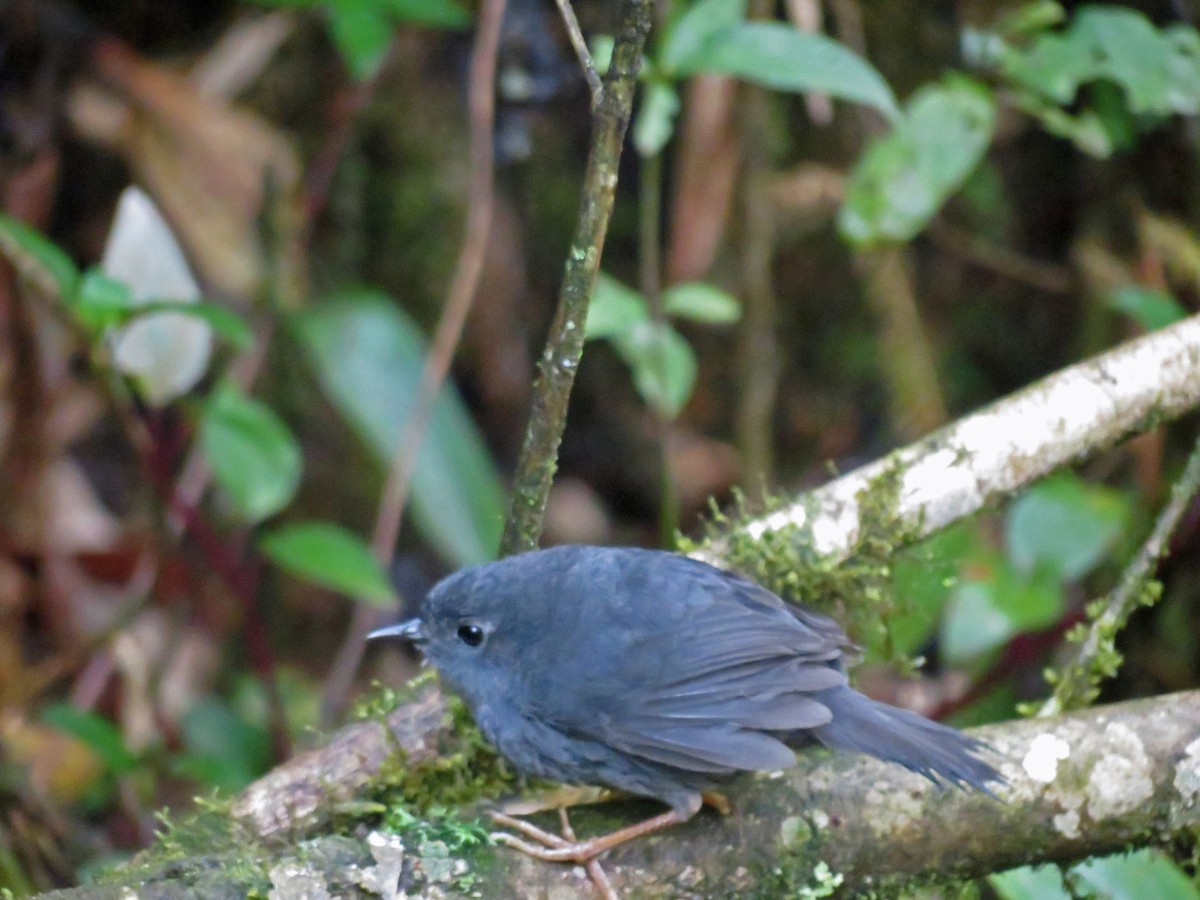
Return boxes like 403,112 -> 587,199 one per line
369,545 -> 1001,862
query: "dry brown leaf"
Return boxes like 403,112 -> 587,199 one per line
68,40 -> 303,304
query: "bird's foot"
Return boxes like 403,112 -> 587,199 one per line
490,809 -> 619,898
489,806 -> 687,863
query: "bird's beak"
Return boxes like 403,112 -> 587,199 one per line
367,618 -> 428,645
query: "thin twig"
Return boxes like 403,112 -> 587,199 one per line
736,55 -> 781,495
928,220 -> 1074,294
1039,431 -> 1200,718
500,0 -> 654,557
319,0 -> 507,724
553,0 -> 604,108
303,44 -> 396,226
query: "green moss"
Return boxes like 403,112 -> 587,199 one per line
375,689 -> 516,814
1037,573 -> 1165,716
758,859 -> 844,899
690,459 -> 923,671
101,801 -> 276,896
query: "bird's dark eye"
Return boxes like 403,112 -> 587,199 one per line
457,623 -> 484,647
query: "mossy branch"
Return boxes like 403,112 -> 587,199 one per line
1039,431 -> 1200,717
499,0 -> 653,557
693,312 -> 1200,569
42,691 -> 1200,899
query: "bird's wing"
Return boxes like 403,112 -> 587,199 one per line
533,560 -> 852,775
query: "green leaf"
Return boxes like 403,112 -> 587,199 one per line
839,75 -> 995,246
586,272 -> 649,339
591,35 -> 615,76
662,282 -> 741,323
1013,95 -> 1118,158
41,704 -> 136,775
261,522 -> 395,606
999,6 -> 1200,117
1165,25 -> 1200,116
659,0 -> 746,76
1107,285 -> 1187,332
940,575 -> 1018,665
324,0 -> 471,78
329,0 -> 393,80
674,22 -> 899,122
135,301 -> 254,349
614,321 -> 698,419
76,268 -> 134,331
174,697 -> 270,792
0,214 -> 80,298
633,81 -> 681,157
1073,849 -> 1200,900
201,382 -> 302,523
294,291 -> 504,567
990,864 -> 1070,900
891,523 -> 980,657
940,557 -> 1063,665
1005,473 -> 1129,581
996,1 -> 1065,38
380,0 -> 470,28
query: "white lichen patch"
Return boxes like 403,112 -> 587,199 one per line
350,831 -> 406,900
1052,809 -> 1081,839
1085,722 -> 1154,821
1173,737 -> 1200,814
268,862 -> 333,900
864,786 -> 923,837
1023,733 -> 1071,783
1045,784 -> 1084,839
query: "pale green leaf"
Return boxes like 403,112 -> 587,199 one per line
839,75 -> 995,245
633,81 -> 681,157
586,273 -> 649,339
201,383 -> 302,523
261,522 -> 395,606
0,214 -> 79,298
1005,473 -> 1128,581
662,282 -> 741,323
295,291 -> 504,567
660,0 -> 746,76
615,321 -> 698,419
674,22 -> 899,121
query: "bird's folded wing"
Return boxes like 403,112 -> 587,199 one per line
550,606 -> 850,775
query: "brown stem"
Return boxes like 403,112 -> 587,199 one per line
319,0 -> 507,725
500,0 -> 654,557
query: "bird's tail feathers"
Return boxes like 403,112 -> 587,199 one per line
810,688 -> 1002,793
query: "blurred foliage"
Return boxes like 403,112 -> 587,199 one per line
586,272 -> 741,419
294,290 -> 505,567
992,848 -> 1200,899
250,0 -> 471,79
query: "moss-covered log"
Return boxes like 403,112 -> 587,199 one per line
38,690 -> 1200,898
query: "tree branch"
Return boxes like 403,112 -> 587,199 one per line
499,0 -> 653,557
52,691 -> 1200,899
694,312 -> 1200,567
